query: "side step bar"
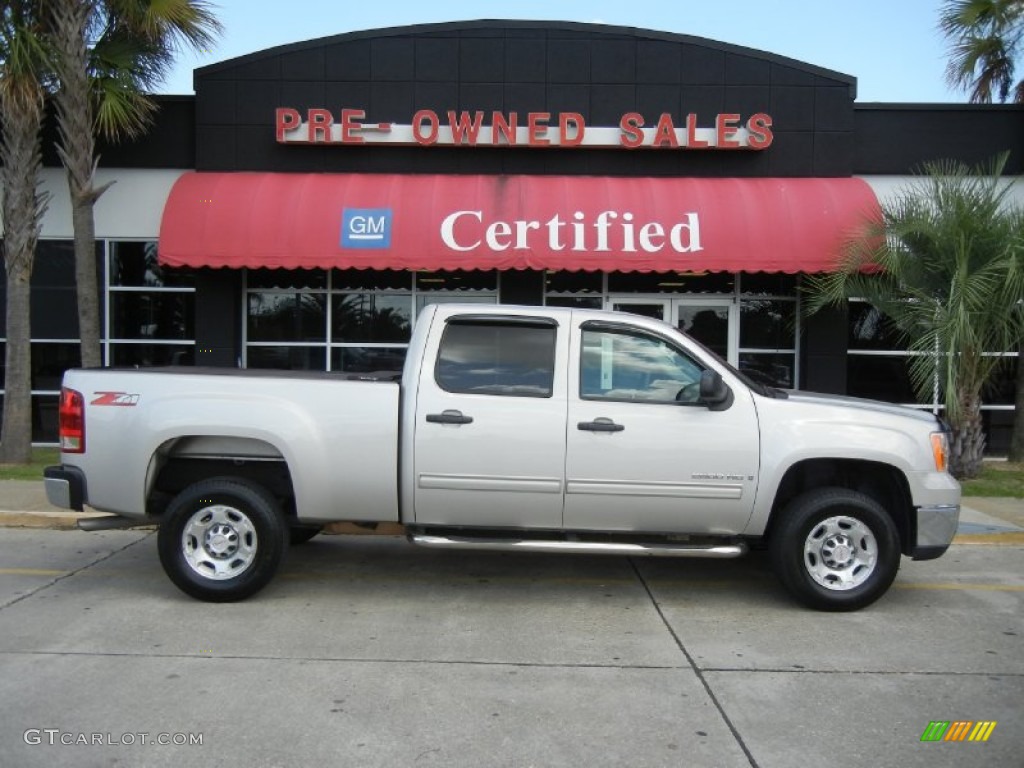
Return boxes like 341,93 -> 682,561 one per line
409,534 -> 748,558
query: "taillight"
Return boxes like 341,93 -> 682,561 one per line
59,387 -> 85,453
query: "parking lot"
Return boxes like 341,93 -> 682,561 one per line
0,525 -> 1021,768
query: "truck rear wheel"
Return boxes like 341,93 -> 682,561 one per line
158,477 -> 286,602
770,488 -> 900,611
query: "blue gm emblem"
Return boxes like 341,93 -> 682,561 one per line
341,208 -> 392,249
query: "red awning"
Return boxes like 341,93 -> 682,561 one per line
158,172 -> 879,273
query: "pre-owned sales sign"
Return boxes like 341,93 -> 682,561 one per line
275,108 -> 774,150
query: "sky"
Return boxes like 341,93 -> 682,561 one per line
155,0 -> 968,104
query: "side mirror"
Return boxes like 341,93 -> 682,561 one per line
699,370 -> 732,411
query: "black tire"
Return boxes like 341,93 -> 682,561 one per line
158,477 -> 287,602
769,487 -> 901,612
289,525 -> 323,545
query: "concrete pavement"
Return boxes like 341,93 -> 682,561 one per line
0,525 -> 1021,767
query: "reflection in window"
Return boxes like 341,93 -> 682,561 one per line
333,294 -> 411,343
739,300 -> 795,350
332,346 -> 407,374
415,293 -> 496,316
846,355 -> 917,403
848,302 -> 906,351
107,241 -> 195,372
581,328 -> 704,403
247,293 -> 326,342
246,346 -> 326,371
677,307 -> 728,359
110,344 -> 195,367
110,241 -> 193,288
110,293 -> 194,340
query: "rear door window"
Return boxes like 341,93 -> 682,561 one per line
436,319 -> 557,398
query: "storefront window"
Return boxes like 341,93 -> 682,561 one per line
847,302 -> 905,351
333,294 -> 412,343
107,241 -> 195,369
110,293 -> 194,340
247,346 -> 327,371
846,355 -> 918,403
737,277 -> 798,389
608,271 -> 735,294
544,271 -> 603,309
244,269 -> 497,371
247,293 -> 327,342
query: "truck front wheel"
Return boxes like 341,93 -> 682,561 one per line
770,488 -> 901,611
158,477 -> 287,602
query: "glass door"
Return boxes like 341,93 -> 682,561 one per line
607,297 -> 738,364
672,298 -> 737,364
609,298 -> 670,321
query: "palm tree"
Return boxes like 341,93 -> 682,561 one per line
0,1 -> 51,463
940,1 -> 1024,462
941,0 -> 1024,103
805,155 -> 1024,479
49,0 -> 220,368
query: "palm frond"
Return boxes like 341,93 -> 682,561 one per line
803,153 -> 1024,431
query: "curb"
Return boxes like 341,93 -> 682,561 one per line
0,510 -> 109,530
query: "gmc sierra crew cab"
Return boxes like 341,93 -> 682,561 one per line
44,304 -> 961,610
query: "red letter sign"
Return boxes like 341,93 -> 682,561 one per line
275,108 -> 300,142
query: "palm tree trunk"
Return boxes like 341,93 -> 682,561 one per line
0,273 -> 33,463
950,392 -> 987,479
1009,338 -> 1024,462
52,0 -> 104,369
0,88 -> 47,463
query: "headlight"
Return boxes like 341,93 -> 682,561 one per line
930,432 -> 949,473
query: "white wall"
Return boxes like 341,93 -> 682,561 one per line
0,168 -> 186,240
859,174 -> 1024,208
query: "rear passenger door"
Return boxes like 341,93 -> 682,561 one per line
412,313 -> 568,528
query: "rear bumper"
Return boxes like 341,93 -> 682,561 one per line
911,503 -> 960,560
43,465 -> 86,512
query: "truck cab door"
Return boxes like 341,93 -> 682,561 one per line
412,313 -> 568,528
564,319 -> 759,534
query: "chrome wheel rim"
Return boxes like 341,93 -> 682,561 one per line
802,515 -> 877,591
182,505 -> 258,580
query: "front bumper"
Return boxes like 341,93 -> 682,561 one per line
43,465 -> 86,512
911,503 -> 960,560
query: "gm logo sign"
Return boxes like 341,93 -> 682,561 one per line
341,208 -> 392,249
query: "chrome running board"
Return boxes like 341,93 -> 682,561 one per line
409,534 -> 747,558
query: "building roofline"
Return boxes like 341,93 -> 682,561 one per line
194,18 -> 857,90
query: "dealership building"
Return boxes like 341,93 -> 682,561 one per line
3,20 -> 1023,449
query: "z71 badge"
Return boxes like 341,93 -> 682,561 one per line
91,391 -> 140,407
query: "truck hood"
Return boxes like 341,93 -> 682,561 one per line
779,390 -> 942,427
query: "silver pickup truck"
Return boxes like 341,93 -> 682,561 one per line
45,304 -> 960,610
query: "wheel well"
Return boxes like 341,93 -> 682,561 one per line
146,436 -> 296,519
766,459 -> 915,554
